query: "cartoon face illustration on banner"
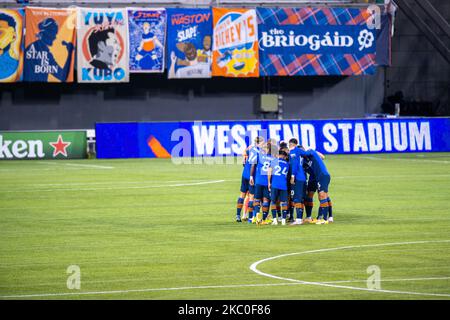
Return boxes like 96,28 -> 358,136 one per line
166,8 -> 212,79
77,8 -> 129,83
0,9 -> 23,82
82,26 -> 124,71
212,8 -> 259,78
128,9 -> 166,73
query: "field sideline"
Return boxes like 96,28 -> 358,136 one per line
0,153 -> 449,300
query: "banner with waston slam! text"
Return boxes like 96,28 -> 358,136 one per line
167,8 -> 212,79
0,8 -> 24,82
257,7 -> 377,76
77,8 -> 129,83
212,8 -> 259,78
24,7 -> 76,82
128,8 -> 166,73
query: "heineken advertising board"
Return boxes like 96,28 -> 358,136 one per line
0,131 -> 87,160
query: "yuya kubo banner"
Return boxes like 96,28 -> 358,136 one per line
128,8 -> 166,73
77,8 -> 129,82
212,8 -> 259,78
0,9 -> 24,82
24,7 -> 76,82
166,8 -> 212,79
257,7 -> 377,76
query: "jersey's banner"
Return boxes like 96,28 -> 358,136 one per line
0,9 -> 24,82
167,8 -> 212,79
77,8 -> 129,83
128,8 -> 166,73
96,118 -> 450,159
212,8 -> 259,78
257,7 -> 377,76
24,7 -> 76,82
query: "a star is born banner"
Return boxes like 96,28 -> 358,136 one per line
257,7 -> 377,76
0,9 -> 24,82
24,7 -> 76,82
212,8 -> 259,78
167,8 -> 212,79
128,8 -> 166,73
77,8 -> 129,83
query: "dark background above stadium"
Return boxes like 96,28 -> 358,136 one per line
0,0 -> 448,130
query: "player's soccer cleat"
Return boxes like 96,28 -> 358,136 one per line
315,219 -> 328,225
290,219 -> 303,226
277,217 -> 282,223
236,216 -> 242,223
255,213 -> 263,224
272,219 -> 278,225
265,218 -> 273,224
281,218 -> 286,226
327,217 -> 334,223
311,218 -> 318,224
302,218 -> 313,224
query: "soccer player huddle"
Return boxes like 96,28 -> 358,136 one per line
236,137 -> 333,226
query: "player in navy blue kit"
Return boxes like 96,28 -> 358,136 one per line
236,136 -> 264,222
250,141 -> 278,224
303,160 -> 318,223
268,150 -> 290,225
288,138 -> 309,225
302,149 -> 333,224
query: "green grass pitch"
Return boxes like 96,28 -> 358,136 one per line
0,153 -> 449,300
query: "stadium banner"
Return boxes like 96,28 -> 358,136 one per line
24,7 -> 76,82
0,8 -> 24,82
95,118 -> 450,159
166,8 -> 212,79
127,8 -> 166,73
256,7 -> 377,76
212,8 -> 259,78
77,7 -> 129,83
0,131 -> 87,160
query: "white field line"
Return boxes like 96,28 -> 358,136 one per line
38,161 -> 114,169
1,241 -> 450,299
321,277 -> 450,284
0,282 -> 303,299
1,276 -> 449,299
0,180 -> 226,193
250,240 -> 450,298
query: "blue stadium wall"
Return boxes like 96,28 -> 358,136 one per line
95,117 -> 450,158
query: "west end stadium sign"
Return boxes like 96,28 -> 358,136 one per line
0,131 -> 87,160
95,118 -> 450,159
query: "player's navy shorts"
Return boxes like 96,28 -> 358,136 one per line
255,184 -> 270,200
271,188 -> 288,203
240,176 -> 255,194
292,180 -> 306,203
317,174 -> 331,193
307,177 -> 318,193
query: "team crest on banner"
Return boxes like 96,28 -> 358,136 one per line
166,8 -> 212,79
212,8 -> 259,78
257,7 -> 377,76
0,9 -> 24,82
127,8 -> 166,73
77,8 -> 129,83
24,7 -> 76,82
